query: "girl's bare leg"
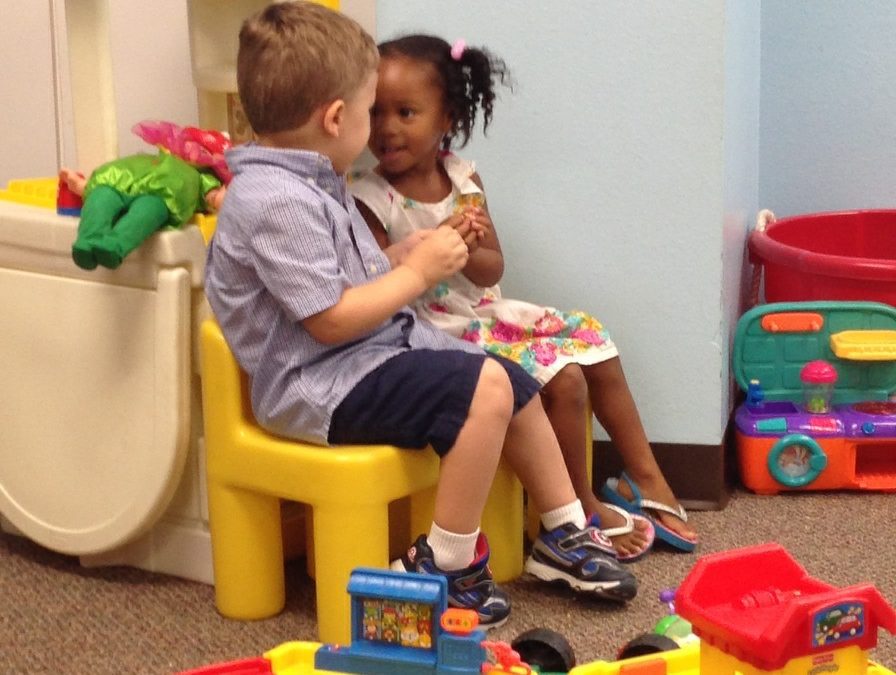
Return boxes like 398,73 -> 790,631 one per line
542,366 -> 652,558
583,357 -> 697,541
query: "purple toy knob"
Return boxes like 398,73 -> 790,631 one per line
659,588 -> 676,613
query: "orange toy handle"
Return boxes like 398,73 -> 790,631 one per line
440,608 -> 479,635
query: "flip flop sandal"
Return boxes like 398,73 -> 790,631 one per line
601,472 -> 697,553
598,503 -> 655,563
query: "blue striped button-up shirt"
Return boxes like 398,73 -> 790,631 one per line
205,143 -> 479,444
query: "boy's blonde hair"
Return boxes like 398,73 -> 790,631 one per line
237,1 -> 378,135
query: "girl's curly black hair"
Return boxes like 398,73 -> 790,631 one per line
378,34 -> 511,150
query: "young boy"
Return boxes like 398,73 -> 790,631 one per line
205,0 -> 636,628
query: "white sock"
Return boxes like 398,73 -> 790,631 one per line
541,499 -> 587,531
428,522 -> 480,571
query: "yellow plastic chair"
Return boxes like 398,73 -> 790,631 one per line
199,320 -> 523,643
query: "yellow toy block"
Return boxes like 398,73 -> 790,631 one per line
0,177 -> 58,209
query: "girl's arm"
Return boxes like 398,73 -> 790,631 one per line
356,198 -> 467,269
356,200 -> 390,249
458,173 -> 504,287
354,178 -> 503,288
355,199 -> 418,269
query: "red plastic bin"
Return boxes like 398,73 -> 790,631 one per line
749,209 -> 896,305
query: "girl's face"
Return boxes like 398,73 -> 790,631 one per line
369,55 -> 452,179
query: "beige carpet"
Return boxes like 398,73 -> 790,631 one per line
3,488 -> 895,674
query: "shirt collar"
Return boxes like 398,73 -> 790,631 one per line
226,143 -> 347,202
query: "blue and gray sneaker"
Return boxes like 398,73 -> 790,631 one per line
391,533 -> 511,628
525,516 -> 638,601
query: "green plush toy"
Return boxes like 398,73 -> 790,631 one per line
65,120 -> 231,270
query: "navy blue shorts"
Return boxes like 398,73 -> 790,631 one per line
328,349 -> 539,456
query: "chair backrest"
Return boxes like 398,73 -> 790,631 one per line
199,319 -> 257,429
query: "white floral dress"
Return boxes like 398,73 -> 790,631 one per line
350,153 -> 618,385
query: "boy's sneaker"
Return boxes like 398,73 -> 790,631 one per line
391,533 -> 511,628
525,516 -> 638,602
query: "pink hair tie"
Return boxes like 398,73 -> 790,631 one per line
450,39 -> 466,61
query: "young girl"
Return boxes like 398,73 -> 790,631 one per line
350,34 -> 698,555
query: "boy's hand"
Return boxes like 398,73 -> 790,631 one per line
388,230 -> 431,265
402,226 -> 468,287
441,213 -> 477,250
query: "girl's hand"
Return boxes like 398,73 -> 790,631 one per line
462,207 -> 491,252
442,212 -> 482,251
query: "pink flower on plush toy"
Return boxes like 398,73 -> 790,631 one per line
131,120 -> 180,149
132,120 -> 232,184
491,320 -> 525,343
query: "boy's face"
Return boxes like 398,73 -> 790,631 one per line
331,70 -> 378,174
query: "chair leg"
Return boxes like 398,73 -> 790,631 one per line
207,482 -> 285,619
305,504 -> 316,579
309,500 -> 412,578
388,498 -> 412,560
312,502 -> 391,644
408,486 -> 436,546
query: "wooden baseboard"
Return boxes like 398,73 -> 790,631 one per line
592,424 -> 736,511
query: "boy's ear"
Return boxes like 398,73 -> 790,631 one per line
322,99 -> 345,138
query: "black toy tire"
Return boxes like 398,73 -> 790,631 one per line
511,627 -> 576,672
617,632 -> 680,660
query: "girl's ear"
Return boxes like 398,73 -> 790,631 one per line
440,113 -> 454,150
322,99 -> 345,138
442,110 -> 454,135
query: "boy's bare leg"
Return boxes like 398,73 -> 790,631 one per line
432,358 -> 512,533
542,366 -> 653,558
499,391 -> 578,514
583,357 -> 697,541
502,383 -> 638,601
402,358 -> 515,626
